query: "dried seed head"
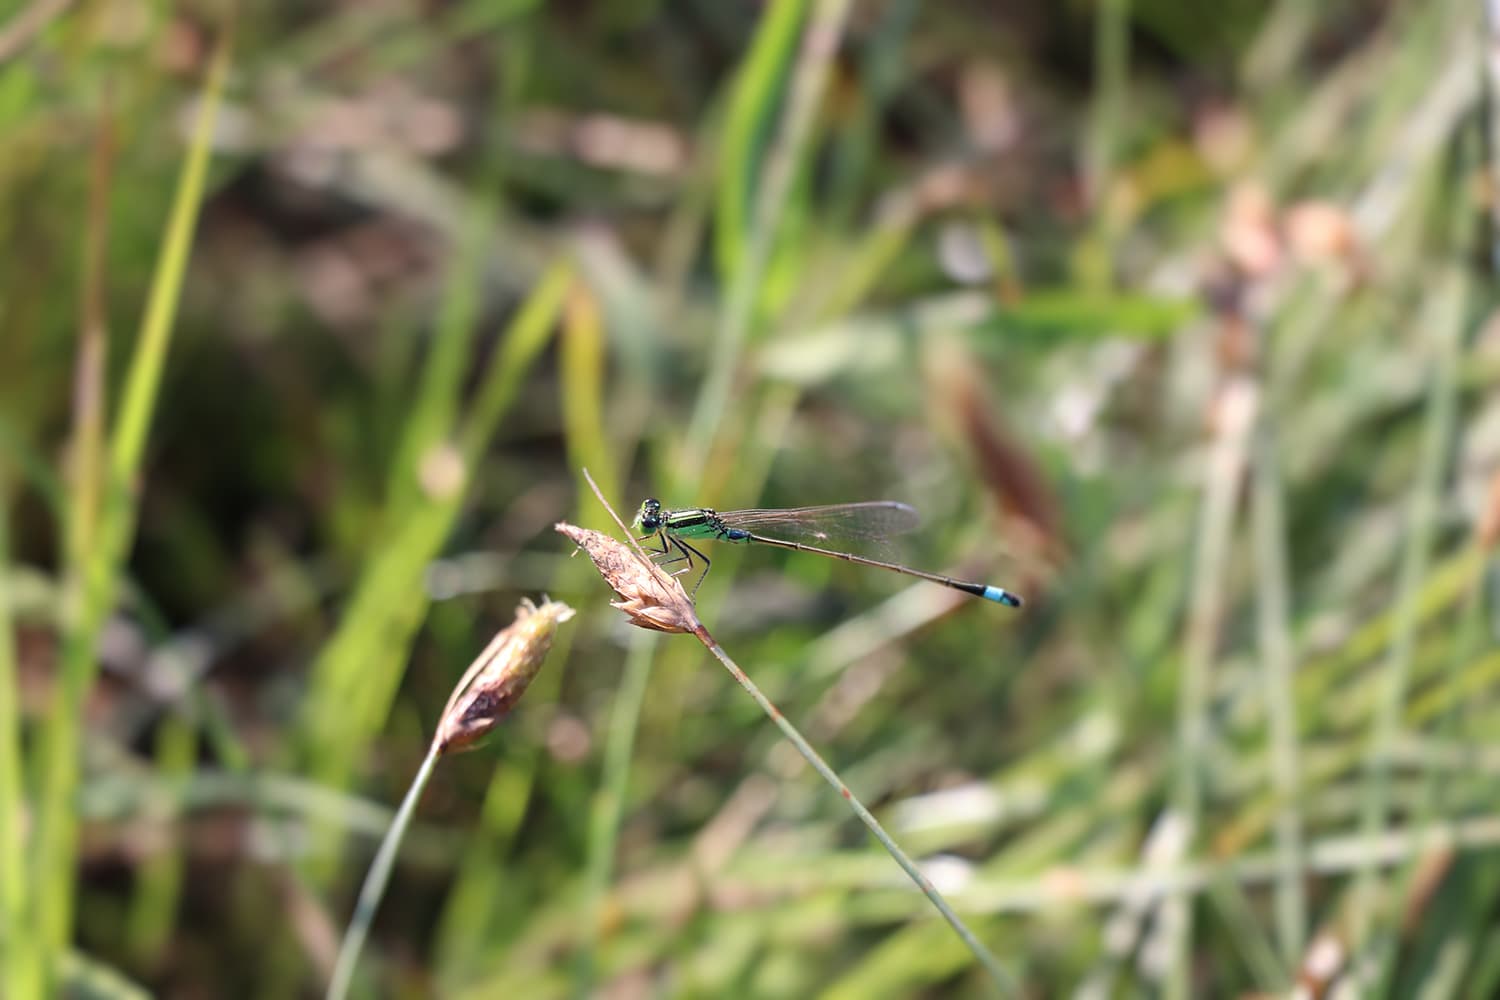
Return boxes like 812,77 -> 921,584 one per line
1285,199 -> 1358,266
436,598 -> 576,754
555,522 -> 699,634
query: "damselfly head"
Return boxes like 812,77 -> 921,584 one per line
635,497 -> 663,532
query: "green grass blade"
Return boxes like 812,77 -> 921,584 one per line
695,631 -> 1017,994
712,0 -> 807,284
459,261 -> 573,462
688,0 -> 851,466
58,949 -> 154,1000
576,636 -> 657,993
386,214 -> 490,515
1170,378 -> 1256,999
32,32 -> 232,980
1251,413 -> 1306,970
0,475 -> 41,1000
1352,267 -> 1468,942
299,262 -> 571,807
560,283 -> 620,509
125,713 -> 196,962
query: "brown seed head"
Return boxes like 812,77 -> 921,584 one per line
555,522 -> 699,634
1480,468 -> 1500,551
1221,181 -> 1281,278
436,598 -> 576,754
1285,199 -> 1358,265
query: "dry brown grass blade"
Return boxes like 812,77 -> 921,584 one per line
1478,467 -> 1500,550
930,345 -> 1063,575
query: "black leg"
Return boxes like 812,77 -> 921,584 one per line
652,534 -> 696,574
639,533 -> 712,596
659,537 -> 693,577
675,539 -> 712,596
642,532 -> 678,564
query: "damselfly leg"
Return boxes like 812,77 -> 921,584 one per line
641,531 -> 713,596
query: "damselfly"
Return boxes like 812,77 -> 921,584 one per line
632,498 -> 1022,607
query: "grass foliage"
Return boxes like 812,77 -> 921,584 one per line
2,0 -> 1500,995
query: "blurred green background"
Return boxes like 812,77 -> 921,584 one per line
4,0 -> 1500,996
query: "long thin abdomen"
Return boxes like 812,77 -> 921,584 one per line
746,532 -> 1021,606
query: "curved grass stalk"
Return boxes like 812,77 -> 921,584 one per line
326,599 -> 574,1000
326,743 -> 441,1000
564,469 -> 1017,995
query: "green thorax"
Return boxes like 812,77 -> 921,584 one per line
663,508 -> 750,542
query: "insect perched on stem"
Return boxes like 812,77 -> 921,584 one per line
632,498 -> 1022,607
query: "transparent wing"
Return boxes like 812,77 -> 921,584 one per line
715,501 -> 920,546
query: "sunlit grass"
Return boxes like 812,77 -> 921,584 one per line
1,0 -> 1498,995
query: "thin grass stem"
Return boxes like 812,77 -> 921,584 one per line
32,31 -> 231,975
1250,412 -> 1306,969
1352,267 -> 1467,944
952,812 -> 1500,914
0,478 -> 40,999
1169,376 -> 1257,998
326,742 -> 441,1000
687,0 -> 852,465
1087,0 -> 1129,203
577,635 -> 657,991
575,469 -> 1016,992
692,630 -> 1015,995
1480,0 -> 1500,271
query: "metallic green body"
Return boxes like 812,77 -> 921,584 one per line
662,509 -> 749,542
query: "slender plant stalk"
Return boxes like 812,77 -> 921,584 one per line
1352,268 -> 1466,944
824,0 -> 918,231
67,90 -> 115,584
126,714 -> 196,962
326,743 -> 441,1000
327,598 -> 574,999
559,272 -> 635,997
1481,0 -> 1500,270
0,0 -> 75,61
32,33 -> 231,978
562,284 -> 620,512
325,746 -> 438,995
574,470 -> 1016,995
1170,376 -> 1258,999
1206,875 -> 1292,990
1368,539 -> 1496,993
1391,467 -> 1500,985
710,0 -> 807,288
687,0 -> 853,464
0,479 -> 40,1000
950,812 -> 1500,914
692,628 -> 1015,995
1242,0 -> 1317,89
1250,412 -> 1306,969
299,262 -> 570,810
383,208 -> 491,516
577,635 -> 657,991
1077,0 -> 1130,291
1087,0 -> 1130,202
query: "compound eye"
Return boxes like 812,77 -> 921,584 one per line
635,498 -> 662,531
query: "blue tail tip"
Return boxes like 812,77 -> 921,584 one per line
982,585 -> 1023,608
